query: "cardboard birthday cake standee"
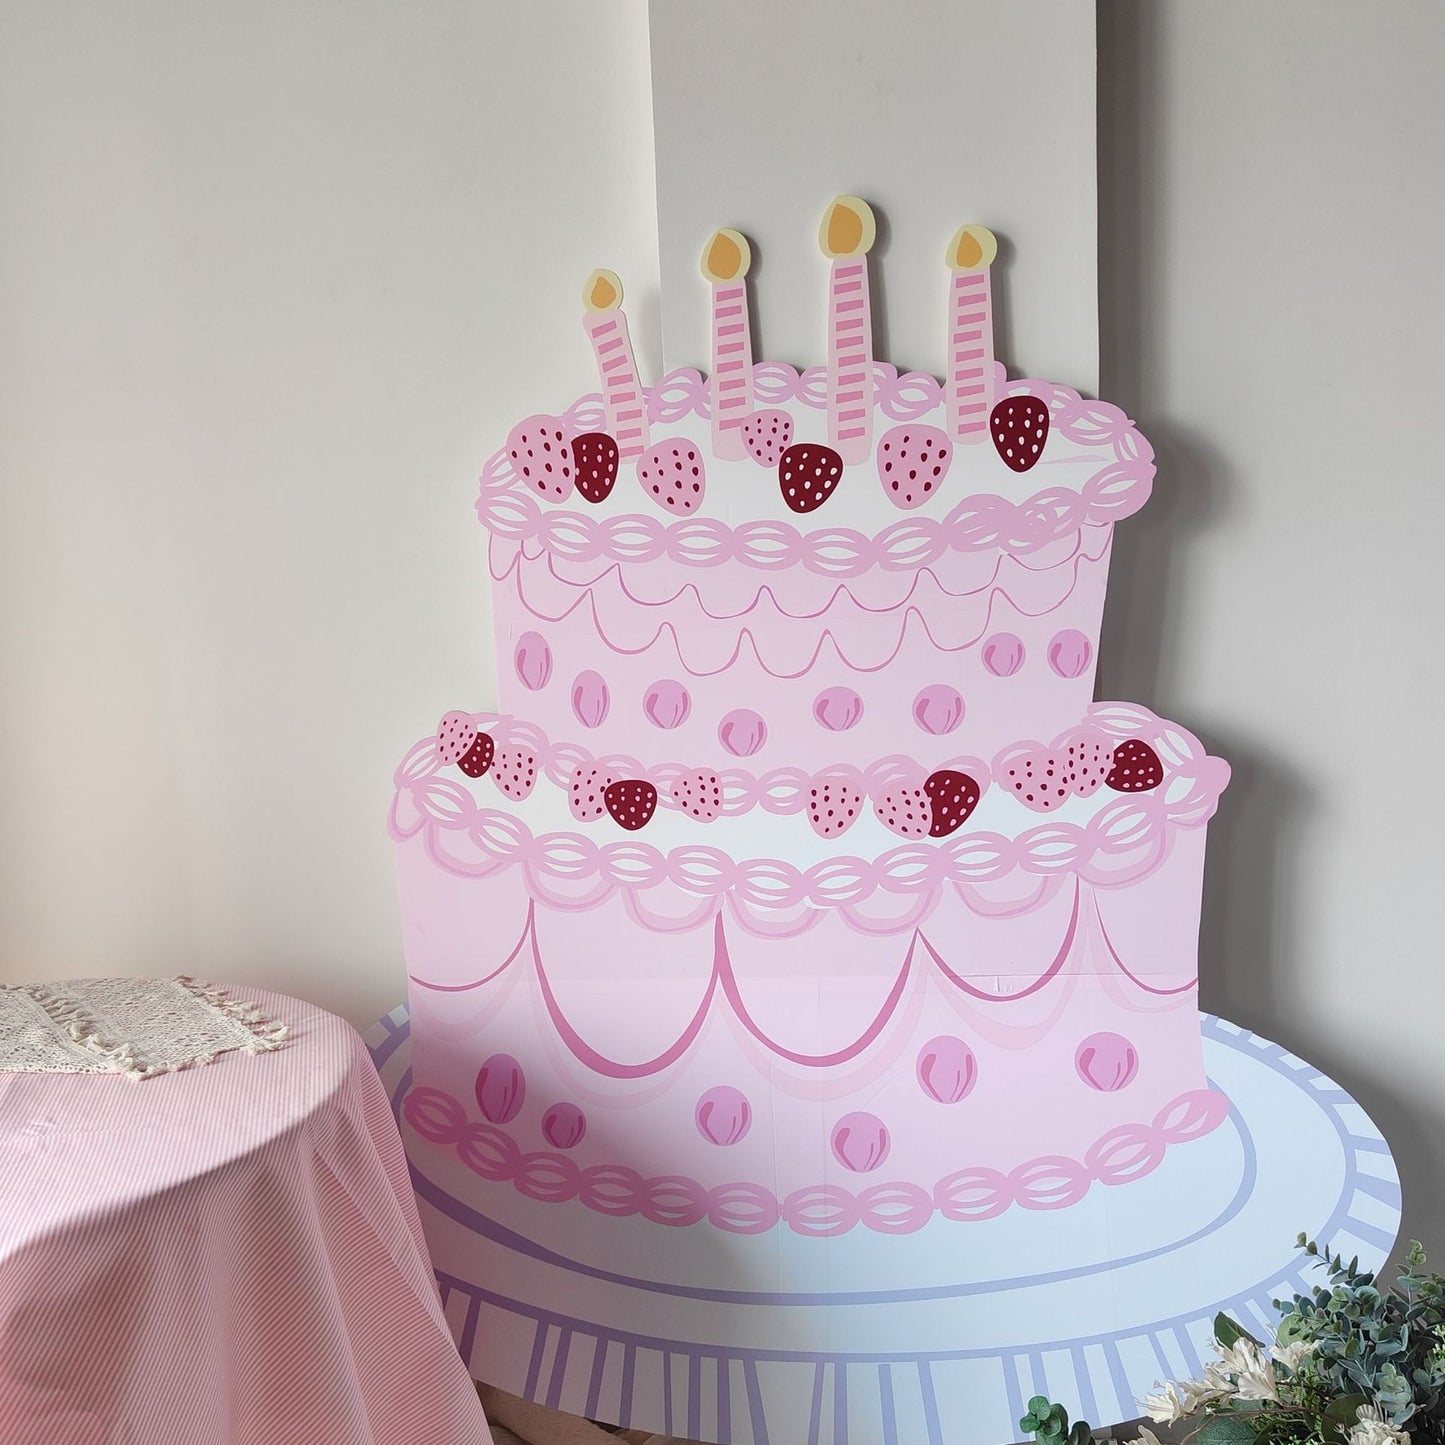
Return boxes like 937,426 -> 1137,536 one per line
377,199 -> 1398,1445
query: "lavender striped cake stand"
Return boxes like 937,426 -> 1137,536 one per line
366,1011 -> 1399,1445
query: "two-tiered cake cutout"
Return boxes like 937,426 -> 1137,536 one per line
380,199 -> 1395,1445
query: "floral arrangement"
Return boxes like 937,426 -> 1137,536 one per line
1023,1238 -> 1445,1445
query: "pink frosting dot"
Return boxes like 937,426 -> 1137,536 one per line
831,1111 -> 890,1173
1048,629 -> 1093,680
1075,1032 -> 1139,1092
542,1102 -> 587,1150
982,632 -> 1025,678
813,686 -> 863,732
718,708 -> 767,758
643,678 -> 692,730
474,1053 -> 526,1124
912,685 -> 965,736
916,1035 -> 978,1103
696,1086 -> 752,1146
513,632 -> 552,691
570,670 -> 610,729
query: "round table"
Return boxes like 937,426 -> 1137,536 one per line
0,987 -> 493,1445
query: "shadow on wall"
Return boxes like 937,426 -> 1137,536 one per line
1094,1 -> 1442,1242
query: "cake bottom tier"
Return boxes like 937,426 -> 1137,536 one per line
396,817 -> 1223,1237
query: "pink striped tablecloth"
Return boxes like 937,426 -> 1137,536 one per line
0,987 -> 493,1445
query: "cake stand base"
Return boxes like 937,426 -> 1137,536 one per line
366,1010 -> 1399,1445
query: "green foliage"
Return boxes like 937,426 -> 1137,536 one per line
1021,1395 -> 1096,1445
1024,1238 -> 1445,1445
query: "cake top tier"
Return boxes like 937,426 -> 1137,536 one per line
477,198 -> 1153,579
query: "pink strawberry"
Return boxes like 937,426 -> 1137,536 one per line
874,785 -> 932,839
637,439 -> 706,513
876,424 -> 953,510
456,731 -> 494,779
778,443 -> 844,514
1060,728 -> 1112,798
571,432 -> 619,504
989,396 -> 1050,473
568,763 -> 618,822
999,746 -> 1071,813
1106,739 -> 1164,793
923,770 -> 980,837
671,769 -> 722,822
435,711 -> 477,767
604,779 -> 658,831
806,778 -> 864,839
741,409 -> 794,467
492,745 -> 539,801
507,414 -> 574,501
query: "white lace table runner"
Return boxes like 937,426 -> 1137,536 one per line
0,976 -> 288,1079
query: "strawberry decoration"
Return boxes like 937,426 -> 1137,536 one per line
1106,739 -> 1164,792
571,432 -> 620,504
1062,728 -> 1113,798
507,415 -> 574,501
806,778 -> 864,839
637,440 -> 706,513
492,745 -> 539,801
989,396 -> 1050,473
604,779 -> 658,831
741,409 -> 793,467
923,770 -> 980,837
778,443 -> 844,514
876,425 -> 953,510
568,763 -> 618,822
671,769 -> 722,823
435,711 -> 477,767
456,731 -> 495,779
999,746 -> 1072,813
874,785 -> 932,839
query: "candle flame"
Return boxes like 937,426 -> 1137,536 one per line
819,195 -> 876,259
946,225 -> 998,272
582,268 -> 622,313
700,228 -> 751,284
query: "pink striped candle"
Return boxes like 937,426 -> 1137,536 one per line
700,228 -> 754,460
818,196 -> 876,465
581,268 -> 649,461
945,225 -> 998,444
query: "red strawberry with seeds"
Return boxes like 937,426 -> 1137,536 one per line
989,396 -> 1050,473
741,409 -> 793,467
436,711 -> 477,767
604,779 -> 658,831
507,414 -> 574,501
671,769 -> 722,823
778,443 -> 844,514
806,778 -> 864,839
569,763 -> 618,822
571,432 -> 619,504
874,785 -> 932,839
923,770 -> 980,837
492,745 -> 539,801
456,731 -> 495,779
877,424 -> 953,510
1106,739 -> 1164,793
999,745 -> 1071,812
637,439 -> 706,513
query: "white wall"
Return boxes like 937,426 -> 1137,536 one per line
1097,0 -> 1445,1248
3,0 -> 1443,1250
0,0 -> 659,1027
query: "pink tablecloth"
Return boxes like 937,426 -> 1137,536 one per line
0,987 -> 493,1445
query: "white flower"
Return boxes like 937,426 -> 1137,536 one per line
1141,1381 -> 1191,1424
1269,1338 -> 1315,1373
1348,1403 -> 1410,1445
1204,1338 -> 1279,1403
1132,1429 -> 1165,1445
